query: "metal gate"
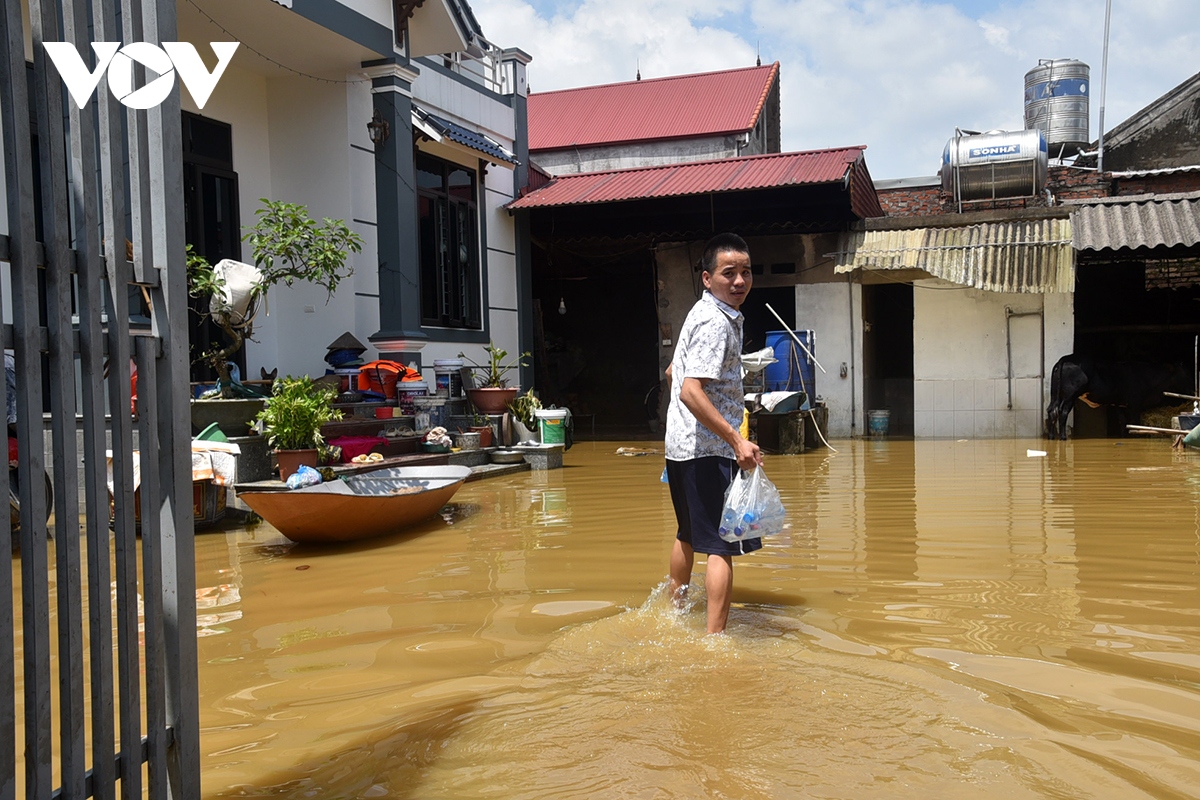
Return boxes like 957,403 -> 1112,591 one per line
1,0 -> 199,798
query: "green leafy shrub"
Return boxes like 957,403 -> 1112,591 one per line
255,376 -> 343,451
507,389 -> 542,432
458,340 -> 530,388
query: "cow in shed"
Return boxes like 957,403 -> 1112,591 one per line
1045,354 -> 1189,439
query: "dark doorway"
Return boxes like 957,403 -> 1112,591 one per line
862,282 -> 914,435
533,250 -> 659,434
741,286 -> 795,354
182,110 -> 242,384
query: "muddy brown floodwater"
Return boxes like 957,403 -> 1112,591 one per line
192,438 -> 1200,798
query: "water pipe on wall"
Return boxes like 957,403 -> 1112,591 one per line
1005,305 -> 1045,415
848,273 -> 857,434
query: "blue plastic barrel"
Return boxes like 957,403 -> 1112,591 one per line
764,330 -> 816,394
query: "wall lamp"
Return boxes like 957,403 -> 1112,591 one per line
367,109 -> 390,147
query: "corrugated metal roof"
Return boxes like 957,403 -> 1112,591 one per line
509,147 -> 870,210
528,63 -> 778,151
1070,192 -> 1200,251
833,219 -> 1075,293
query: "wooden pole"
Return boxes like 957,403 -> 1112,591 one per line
1126,424 -> 1185,435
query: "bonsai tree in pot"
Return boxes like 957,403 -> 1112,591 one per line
459,340 -> 530,414
188,199 -> 363,400
255,376 -> 343,480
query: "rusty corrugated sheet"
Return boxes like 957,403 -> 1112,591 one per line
528,64 -> 778,151
847,155 -> 884,219
508,147 -> 868,210
1071,192 -> 1200,251
833,218 -> 1075,293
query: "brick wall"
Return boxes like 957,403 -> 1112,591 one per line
1046,165 -> 1110,202
877,166 -> 1116,218
876,185 -> 947,217
1115,170 -> 1200,195
876,165 -> 1196,219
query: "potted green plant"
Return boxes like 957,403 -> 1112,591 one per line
507,389 -> 542,443
255,376 -> 343,480
459,340 -> 530,414
188,199 -> 363,401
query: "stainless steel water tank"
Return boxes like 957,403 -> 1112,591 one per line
941,129 -> 1048,201
1023,59 -> 1090,155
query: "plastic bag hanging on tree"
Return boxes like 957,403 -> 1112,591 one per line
718,465 -> 787,543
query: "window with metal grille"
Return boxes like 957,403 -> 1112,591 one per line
417,152 -> 482,329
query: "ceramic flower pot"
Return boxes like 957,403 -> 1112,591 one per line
276,448 -> 319,481
466,387 -> 518,415
469,425 -> 493,448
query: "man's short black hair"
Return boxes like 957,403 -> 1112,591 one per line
699,233 -> 749,273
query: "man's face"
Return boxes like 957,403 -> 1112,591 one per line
702,249 -> 752,309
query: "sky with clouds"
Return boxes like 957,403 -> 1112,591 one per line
470,0 -> 1200,180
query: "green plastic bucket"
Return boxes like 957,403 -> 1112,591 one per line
535,409 -> 568,445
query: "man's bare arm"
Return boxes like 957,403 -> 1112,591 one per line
678,376 -> 762,470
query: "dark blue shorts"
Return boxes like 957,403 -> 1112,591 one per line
666,456 -> 763,556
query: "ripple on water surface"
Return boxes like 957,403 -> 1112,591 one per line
194,440 -> 1200,798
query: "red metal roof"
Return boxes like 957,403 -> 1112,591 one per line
510,147 -> 877,214
528,63 -> 779,151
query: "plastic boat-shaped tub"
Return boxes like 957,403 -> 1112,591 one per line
238,465 -> 471,543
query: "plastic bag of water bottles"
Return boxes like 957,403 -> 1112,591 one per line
285,464 -> 322,490
718,465 -> 786,543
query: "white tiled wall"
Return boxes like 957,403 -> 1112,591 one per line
914,378 -> 1042,438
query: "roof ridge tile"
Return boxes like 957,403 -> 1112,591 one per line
530,62 -> 778,97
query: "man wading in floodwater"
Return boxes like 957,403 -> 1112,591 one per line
665,233 -> 763,634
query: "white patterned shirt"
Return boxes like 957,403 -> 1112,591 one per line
665,291 -> 744,461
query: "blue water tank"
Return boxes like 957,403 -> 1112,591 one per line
764,330 -> 815,395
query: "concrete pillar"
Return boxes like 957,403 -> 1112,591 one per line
362,60 -> 427,366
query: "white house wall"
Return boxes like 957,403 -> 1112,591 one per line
912,279 -> 1073,438
256,76 -> 361,378
334,0 -> 395,31
535,135 -> 742,176
796,281 -> 863,439
182,65 -> 379,378
413,62 -> 517,146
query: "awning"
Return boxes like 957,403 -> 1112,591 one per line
1069,191 -> 1200,251
412,104 -> 519,166
833,218 -> 1075,293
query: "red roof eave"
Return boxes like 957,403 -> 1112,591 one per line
508,146 -> 871,212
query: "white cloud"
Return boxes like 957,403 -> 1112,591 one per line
979,21 -> 1013,53
472,0 -> 1200,178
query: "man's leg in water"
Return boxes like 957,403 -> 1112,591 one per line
705,553 -> 734,633
669,538 -> 694,604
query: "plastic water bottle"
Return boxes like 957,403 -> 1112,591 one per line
660,466 -> 668,484
720,507 -> 740,538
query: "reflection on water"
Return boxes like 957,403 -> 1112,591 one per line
190,439 -> 1200,797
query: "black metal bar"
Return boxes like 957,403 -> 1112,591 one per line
90,9 -> 128,798
32,0 -> 87,792
143,0 -> 200,794
134,337 -> 168,799
123,0 -> 152,285
0,234 -> 161,290
0,0 -> 27,793
62,0 -> 119,795
24,2 -> 62,796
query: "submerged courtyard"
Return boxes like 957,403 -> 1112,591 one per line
180,437 -> 1200,798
